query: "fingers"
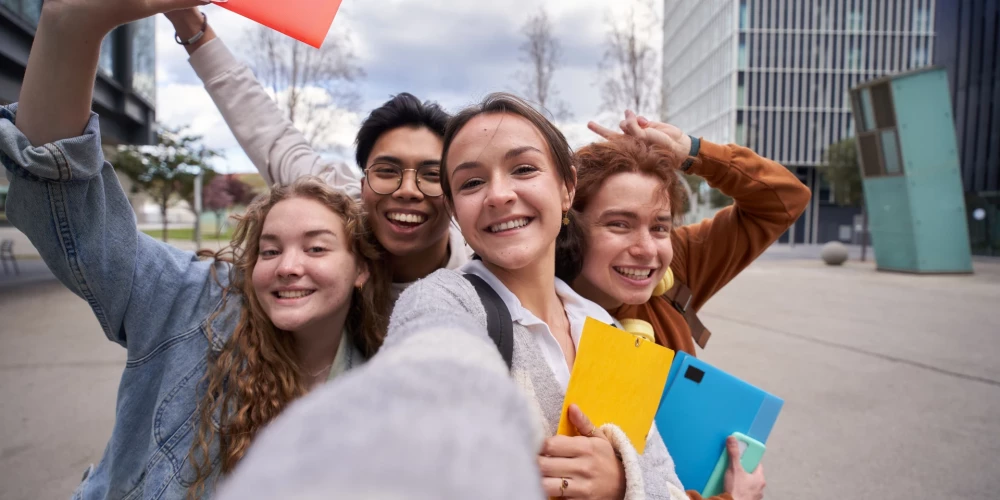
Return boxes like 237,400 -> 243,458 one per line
587,121 -> 621,140
540,435 -> 590,458
726,437 -> 744,473
155,0 -> 222,18
567,404 -> 606,440
538,455 -> 580,478
541,476 -> 576,498
621,110 -> 645,137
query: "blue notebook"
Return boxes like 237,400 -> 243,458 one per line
654,352 -> 783,494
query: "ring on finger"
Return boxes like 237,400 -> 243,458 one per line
560,477 -> 569,497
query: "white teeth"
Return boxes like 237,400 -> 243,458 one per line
387,212 -> 427,224
615,267 -> 652,279
490,218 -> 529,233
277,290 -> 313,299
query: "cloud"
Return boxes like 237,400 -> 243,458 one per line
155,1 -> 663,173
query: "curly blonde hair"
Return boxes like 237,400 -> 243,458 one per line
186,178 -> 390,498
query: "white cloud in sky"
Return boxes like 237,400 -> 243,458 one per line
154,0 -> 663,173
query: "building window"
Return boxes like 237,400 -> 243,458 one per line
848,10 -> 864,31
736,122 -> 745,145
911,47 -> 928,67
22,0 -> 39,24
854,82 -> 904,178
913,7 -> 931,32
856,88 -> 875,132
2,0 -> 42,25
880,130 -> 902,175
99,33 -> 116,78
131,18 -> 157,103
737,84 -> 745,107
848,48 -> 861,70
738,42 -> 747,69
740,3 -> 748,30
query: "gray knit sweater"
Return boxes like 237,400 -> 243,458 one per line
385,269 -> 685,499
214,268 -> 685,499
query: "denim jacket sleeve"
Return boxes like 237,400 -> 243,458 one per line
0,104 -> 230,360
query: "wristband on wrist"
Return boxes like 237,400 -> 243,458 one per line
680,135 -> 700,171
174,12 -> 208,46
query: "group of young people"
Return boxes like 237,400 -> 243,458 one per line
2,1 -> 812,499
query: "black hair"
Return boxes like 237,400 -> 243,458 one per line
354,93 -> 451,170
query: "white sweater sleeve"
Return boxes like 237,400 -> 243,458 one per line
187,38 -> 362,200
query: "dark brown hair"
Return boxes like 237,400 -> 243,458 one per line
439,92 -> 581,277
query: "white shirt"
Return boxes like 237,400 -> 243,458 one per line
461,260 -> 620,389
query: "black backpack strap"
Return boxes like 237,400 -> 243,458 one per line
464,273 -> 514,369
663,281 -> 712,349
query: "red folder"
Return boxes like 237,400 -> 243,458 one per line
219,0 -> 344,48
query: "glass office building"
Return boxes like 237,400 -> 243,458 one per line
663,0 -> 936,244
1,1 -> 157,225
934,0 -> 999,256
1,0 -> 157,145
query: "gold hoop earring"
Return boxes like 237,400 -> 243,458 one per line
652,268 -> 675,296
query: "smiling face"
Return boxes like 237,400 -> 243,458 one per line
251,197 -> 369,334
445,113 -> 573,271
573,172 -> 674,309
360,126 -> 451,259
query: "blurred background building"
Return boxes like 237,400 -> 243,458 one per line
663,0 -> 997,254
1,0 -> 157,231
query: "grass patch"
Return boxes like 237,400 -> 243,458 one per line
141,227 -> 235,241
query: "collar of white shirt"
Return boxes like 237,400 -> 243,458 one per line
461,260 -> 620,389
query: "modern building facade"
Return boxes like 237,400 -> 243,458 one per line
663,0 -> 937,244
1,1 -> 156,232
934,0 -> 999,256
1,0 -> 157,145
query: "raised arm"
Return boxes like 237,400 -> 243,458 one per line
4,0 -> 234,359
589,112 -> 811,311
165,9 -> 363,198
670,138 -> 810,310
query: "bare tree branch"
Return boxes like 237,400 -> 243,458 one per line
517,8 -> 572,120
243,27 -> 365,152
598,0 -> 661,118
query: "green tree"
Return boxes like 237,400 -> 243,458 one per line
821,137 -> 864,208
114,127 -> 219,242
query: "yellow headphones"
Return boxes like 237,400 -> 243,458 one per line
651,268 -> 675,296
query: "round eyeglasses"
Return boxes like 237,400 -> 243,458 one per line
364,163 -> 444,197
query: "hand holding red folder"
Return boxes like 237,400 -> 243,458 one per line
219,0 -> 344,48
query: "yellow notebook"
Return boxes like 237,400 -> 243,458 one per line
556,317 -> 675,454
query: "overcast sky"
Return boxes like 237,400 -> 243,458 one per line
154,0 -> 663,173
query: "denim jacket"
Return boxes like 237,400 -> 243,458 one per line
2,103 -> 241,499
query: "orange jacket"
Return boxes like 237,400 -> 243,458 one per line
612,139 -> 811,500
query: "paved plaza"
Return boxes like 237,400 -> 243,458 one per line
1,248 -> 999,499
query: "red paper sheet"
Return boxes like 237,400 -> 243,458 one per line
220,0 -> 344,48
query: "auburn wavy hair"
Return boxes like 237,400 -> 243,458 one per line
555,135 -> 688,282
186,178 -> 390,498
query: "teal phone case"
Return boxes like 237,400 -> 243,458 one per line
701,432 -> 765,497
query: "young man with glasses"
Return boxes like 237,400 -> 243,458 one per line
166,9 -> 467,301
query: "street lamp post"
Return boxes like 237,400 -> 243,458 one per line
194,171 -> 203,250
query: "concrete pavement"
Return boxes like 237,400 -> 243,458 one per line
1,256 -> 999,499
